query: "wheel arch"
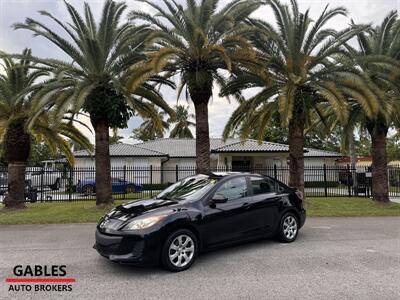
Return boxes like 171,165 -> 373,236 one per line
82,184 -> 96,192
281,207 -> 301,223
275,207 -> 301,234
163,222 -> 203,252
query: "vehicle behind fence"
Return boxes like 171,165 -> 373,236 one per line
0,165 -> 399,203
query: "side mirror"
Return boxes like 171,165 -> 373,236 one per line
211,194 -> 228,204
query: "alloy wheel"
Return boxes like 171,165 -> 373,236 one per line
126,186 -> 135,193
283,215 -> 298,240
83,186 -> 93,196
168,234 -> 195,268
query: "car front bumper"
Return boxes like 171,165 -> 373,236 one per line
94,229 -> 162,266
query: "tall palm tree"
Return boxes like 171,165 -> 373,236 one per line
131,107 -> 170,142
331,11 -> 400,201
0,49 -> 92,209
110,128 -> 124,145
129,0 -> 261,173
221,0 -> 376,193
169,105 -> 195,138
14,0 -> 174,206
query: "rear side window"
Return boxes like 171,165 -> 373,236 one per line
250,177 -> 276,195
215,177 -> 247,201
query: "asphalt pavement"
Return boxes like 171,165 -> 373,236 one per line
0,217 -> 399,300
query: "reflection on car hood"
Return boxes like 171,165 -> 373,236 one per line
120,198 -> 178,212
99,198 -> 179,232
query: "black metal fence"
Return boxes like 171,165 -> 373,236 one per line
0,164 -> 399,203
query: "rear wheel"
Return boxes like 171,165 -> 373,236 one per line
161,229 -> 198,272
82,185 -> 94,196
125,185 -> 135,194
277,212 -> 299,243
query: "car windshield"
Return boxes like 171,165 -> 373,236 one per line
156,175 -> 218,201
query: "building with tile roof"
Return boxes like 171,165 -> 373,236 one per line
73,138 -> 343,184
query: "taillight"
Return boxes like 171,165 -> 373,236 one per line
295,190 -> 304,201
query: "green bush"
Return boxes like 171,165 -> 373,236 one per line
305,181 -> 340,188
65,184 -> 77,193
389,171 -> 400,187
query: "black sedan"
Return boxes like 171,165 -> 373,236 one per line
95,173 -> 306,272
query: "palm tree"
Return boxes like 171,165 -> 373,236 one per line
169,105 -> 195,139
14,0 -> 174,206
110,128 -> 124,145
0,49 -> 92,209
131,107 -> 170,142
221,0 -> 376,193
129,0 -> 261,173
330,11 -> 400,201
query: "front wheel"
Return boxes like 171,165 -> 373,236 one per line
277,213 -> 299,243
161,229 -> 198,272
50,179 -> 61,191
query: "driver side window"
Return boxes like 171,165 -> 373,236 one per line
215,177 -> 247,201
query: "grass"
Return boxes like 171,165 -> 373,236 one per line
305,197 -> 400,217
0,200 -> 126,225
0,197 -> 399,225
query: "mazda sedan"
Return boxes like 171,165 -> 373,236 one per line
95,173 -> 306,272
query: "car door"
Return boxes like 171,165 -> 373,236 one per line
111,178 -> 124,193
202,176 -> 260,247
249,176 -> 281,233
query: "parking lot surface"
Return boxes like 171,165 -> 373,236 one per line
0,217 -> 399,299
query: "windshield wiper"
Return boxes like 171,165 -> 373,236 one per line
156,196 -> 183,201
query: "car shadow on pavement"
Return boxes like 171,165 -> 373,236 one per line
96,234 -> 305,275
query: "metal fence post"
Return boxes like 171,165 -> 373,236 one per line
40,166 -> 44,202
123,165 -> 126,200
69,167 -> 72,202
150,165 -> 153,198
368,166 -> 372,198
274,164 -> 277,180
175,165 -> 178,182
347,164 -> 351,197
323,164 -> 328,197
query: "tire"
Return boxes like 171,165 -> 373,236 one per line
82,185 -> 94,196
161,229 -> 198,272
29,191 -> 37,203
50,179 -> 61,191
125,185 -> 136,194
277,212 -> 299,243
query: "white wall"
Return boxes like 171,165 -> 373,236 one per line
161,158 -> 197,183
73,154 -> 340,185
73,157 -> 162,184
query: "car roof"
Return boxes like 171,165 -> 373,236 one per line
198,172 -> 263,179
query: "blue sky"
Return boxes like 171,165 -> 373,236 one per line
0,0 -> 398,144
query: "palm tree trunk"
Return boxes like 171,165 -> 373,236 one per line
5,162 -> 27,209
193,101 -> 211,174
371,130 -> 389,202
4,122 -> 30,209
348,132 -> 358,194
288,117 -> 305,194
93,118 -> 113,206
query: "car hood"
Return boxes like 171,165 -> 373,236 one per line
98,198 -> 179,232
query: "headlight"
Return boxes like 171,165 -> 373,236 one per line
124,215 -> 168,231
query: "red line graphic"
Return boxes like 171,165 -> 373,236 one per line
5,278 -> 76,283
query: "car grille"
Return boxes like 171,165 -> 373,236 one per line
96,240 -> 145,258
131,241 -> 144,259
96,243 -> 124,256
